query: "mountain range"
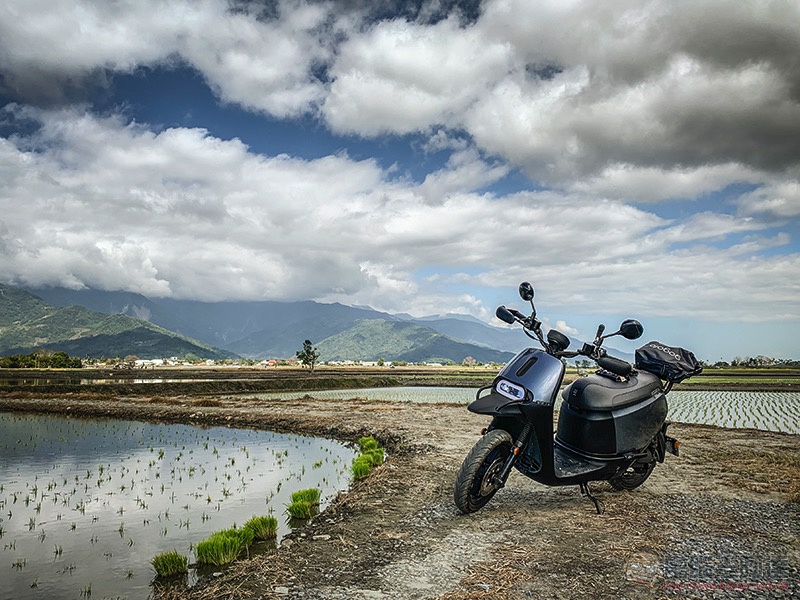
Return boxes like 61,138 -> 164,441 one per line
2,285 -> 520,363
0,285 -> 236,360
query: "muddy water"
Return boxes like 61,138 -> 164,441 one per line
0,414 -> 358,600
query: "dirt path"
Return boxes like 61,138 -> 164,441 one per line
1,392 -> 797,599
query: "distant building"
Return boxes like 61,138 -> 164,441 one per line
134,359 -> 165,368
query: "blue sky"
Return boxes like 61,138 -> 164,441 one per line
1,0 -> 799,361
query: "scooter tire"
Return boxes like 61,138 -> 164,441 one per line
608,460 -> 656,491
454,429 -> 513,514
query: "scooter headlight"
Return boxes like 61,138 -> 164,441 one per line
496,379 -> 525,401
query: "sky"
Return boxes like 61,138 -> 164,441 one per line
0,0 -> 798,362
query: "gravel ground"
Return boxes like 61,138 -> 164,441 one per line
0,391 -> 797,600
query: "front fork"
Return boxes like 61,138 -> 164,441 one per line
494,422 -> 532,488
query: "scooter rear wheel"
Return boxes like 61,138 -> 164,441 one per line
609,458 -> 656,491
454,429 -> 513,514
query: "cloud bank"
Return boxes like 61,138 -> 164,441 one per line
1,106 -> 795,324
0,0 -> 798,355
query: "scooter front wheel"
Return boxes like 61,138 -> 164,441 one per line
454,429 -> 513,514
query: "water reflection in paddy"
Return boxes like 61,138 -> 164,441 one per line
0,414 -> 357,600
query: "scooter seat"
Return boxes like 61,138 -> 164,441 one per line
562,371 -> 662,411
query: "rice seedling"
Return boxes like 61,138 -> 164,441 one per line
194,528 -> 254,566
358,436 -> 380,452
363,448 -> 385,466
151,550 -> 189,577
290,488 -> 321,506
286,499 -> 314,520
349,435 -> 387,480
350,455 -> 373,480
242,515 -> 278,540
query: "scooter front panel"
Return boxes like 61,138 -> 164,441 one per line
495,348 -> 565,408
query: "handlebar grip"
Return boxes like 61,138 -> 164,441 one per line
597,355 -> 632,377
508,308 -> 527,320
496,305 -> 516,325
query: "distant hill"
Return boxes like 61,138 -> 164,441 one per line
316,320 -> 514,364
409,316 -> 522,353
29,287 -> 399,356
223,303 -> 400,359
26,286 -> 524,362
0,285 -> 235,360
19,285 -> 640,363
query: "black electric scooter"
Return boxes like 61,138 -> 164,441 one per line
454,282 -> 682,514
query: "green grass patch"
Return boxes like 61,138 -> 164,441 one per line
242,515 -> 278,540
151,550 -> 188,577
290,488 -> 321,506
194,528 -> 254,566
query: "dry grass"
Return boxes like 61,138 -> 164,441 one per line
437,546 -> 538,600
701,445 -> 800,498
190,398 -> 224,407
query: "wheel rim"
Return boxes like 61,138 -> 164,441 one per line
470,445 -> 508,501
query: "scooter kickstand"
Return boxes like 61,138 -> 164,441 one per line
579,482 -> 604,515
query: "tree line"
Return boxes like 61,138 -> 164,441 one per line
0,351 -> 83,369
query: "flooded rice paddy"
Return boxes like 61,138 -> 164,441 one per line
0,415 -> 358,600
1,385 -> 796,599
237,387 -> 800,434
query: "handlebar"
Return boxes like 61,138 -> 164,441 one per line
500,305 -> 634,376
497,283 -> 643,379
557,347 -> 632,376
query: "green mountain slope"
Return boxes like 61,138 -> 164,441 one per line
27,286 -> 529,360
316,320 -> 514,364
0,285 -> 235,360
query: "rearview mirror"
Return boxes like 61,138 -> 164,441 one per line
619,319 -> 644,340
518,282 -> 534,302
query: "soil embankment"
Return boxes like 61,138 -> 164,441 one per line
0,386 -> 797,599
